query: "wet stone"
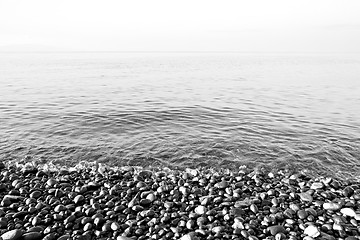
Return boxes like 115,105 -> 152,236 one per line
267,225 -> 286,235
215,180 -> 229,189
29,191 -> 42,199
343,186 -> 354,197
340,208 -> 356,217
304,225 -> 320,238
311,182 -> 324,190
194,205 -> 206,215
21,232 -> 42,240
323,202 -> 342,211
298,192 -> 313,202
1,229 -> 24,240
297,209 -> 308,219
74,195 -> 85,204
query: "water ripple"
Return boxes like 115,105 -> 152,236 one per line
1,53 -> 360,179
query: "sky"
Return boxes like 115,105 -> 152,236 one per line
1,0 -> 360,52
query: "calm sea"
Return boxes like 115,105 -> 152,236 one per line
0,52 -> 359,179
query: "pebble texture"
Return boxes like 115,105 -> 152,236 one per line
0,163 -> 360,239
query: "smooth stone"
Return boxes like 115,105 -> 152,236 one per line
343,186 -> 354,197
111,222 -> 120,231
340,207 -> 356,217
22,232 -> 42,240
323,202 -> 341,211
298,192 -> 313,202
74,195 -> 85,204
3,195 -> 24,202
232,217 -> 245,229
212,226 -> 224,234
1,229 -> 24,240
311,182 -> 324,190
29,191 -> 42,199
215,180 -> 229,189
321,232 -> 336,240
345,237 -> 358,240
333,223 -> 343,231
250,204 -> 258,213
303,237 -> 314,240
46,179 -> 57,187
26,226 -> 44,233
235,198 -> 252,207
54,204 -> 66,212
180,232 -> 199,240
304,225 -> 320,238
297,209 -> 308,219
267,225 -> 286,235
57,235 -> 71,240
230,207 -> 245,217
194,206 -> 206,215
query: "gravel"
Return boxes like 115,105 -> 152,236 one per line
1,162 -> 360,239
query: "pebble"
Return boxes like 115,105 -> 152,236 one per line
180,232 -> 199,240
311,182 -> 324,190
298,192 -> 313,202
267,225 -> 286,235
323,202 -> 342,211
297,209 -> 308,219
1,229 -> 24,240
340,208 -> 356,217
74,195 -> 85,204
1,163 -> 360,240
304,225 -> 320,238
21,232 -> 42,240
194,205 -> 206,215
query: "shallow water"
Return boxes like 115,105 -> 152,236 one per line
0,52 -> 359,179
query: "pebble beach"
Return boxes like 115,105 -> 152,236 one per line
1,162 -> 360,240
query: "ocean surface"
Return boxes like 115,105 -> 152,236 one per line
0,52 -> 359,179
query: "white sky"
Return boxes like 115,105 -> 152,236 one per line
1,0 -> 360,52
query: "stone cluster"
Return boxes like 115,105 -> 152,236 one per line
0,162 -> 360,240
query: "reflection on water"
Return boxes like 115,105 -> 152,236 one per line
0,52 -> 359,179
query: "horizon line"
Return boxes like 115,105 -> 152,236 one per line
1,50 -> 360,54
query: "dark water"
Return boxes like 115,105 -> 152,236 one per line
1,52 -> 359,179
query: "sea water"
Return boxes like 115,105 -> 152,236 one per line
0,52 -> 359,179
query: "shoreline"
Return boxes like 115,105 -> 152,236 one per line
1,162 -> 360,240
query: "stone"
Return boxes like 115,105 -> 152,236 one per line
212,226 -> 224,234
232,217 -> 245,229
180,232 -> 199,240
194,206 -> 206,215
57,235 -> 71,240
1,229 -> 24,240
298,192 -> 313,202
74,195 -> 85,204
235,198 -> 252,207
267,225 -> 286,236
29,191 -> 42,199
321,232 -> 336,240
343,186 -> 354,197
323,202 -> 341,211
332,223 -> 343,231
117,237 -> 134,240
304,225 -> 320,238
311,182 -> 324,190
250,204 -> 258,213
22,232 -> 42,240
46,178 -> 57,187
215,180 -> 229,189
111,222 -> 120,231
340,207 -> 356,217
297,209 -> 308,219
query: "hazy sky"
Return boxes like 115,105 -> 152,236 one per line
1,0 -> 360,52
